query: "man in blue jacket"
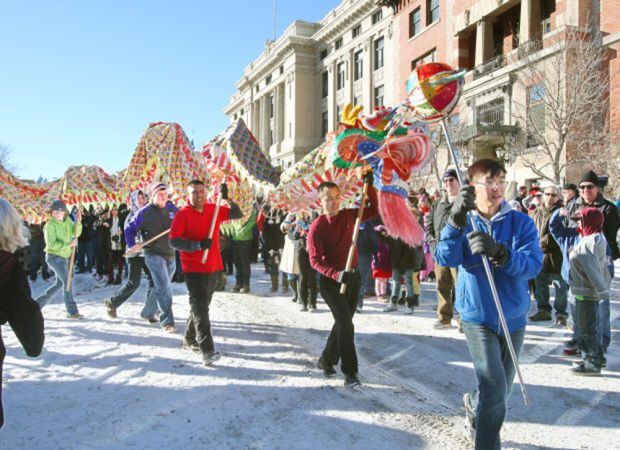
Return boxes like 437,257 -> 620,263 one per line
434,159 -> 542,449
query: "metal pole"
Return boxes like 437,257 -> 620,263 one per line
439,119 -> 529,405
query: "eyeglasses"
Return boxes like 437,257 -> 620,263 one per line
474,180 -> 507,190
543,193 -> 558,197
579,184 -> 596,191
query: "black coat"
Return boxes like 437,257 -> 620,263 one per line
0,251 -> 45,428
379,234 -> 426,272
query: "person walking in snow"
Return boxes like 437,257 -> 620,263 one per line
104,190 -> 157,322
307,172 -> 377,388
169,180 -> 242,366
35,199 -> 84,318
124,182 -> 178,333
434,159 -> 542,448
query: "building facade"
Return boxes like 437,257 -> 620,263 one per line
223,0 -> 395,171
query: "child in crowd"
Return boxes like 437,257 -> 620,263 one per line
372,225 -> 391,302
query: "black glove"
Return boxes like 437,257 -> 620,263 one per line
219,183 -> 229,200
448,186 -> 476,231
467,231 -> 510,267
200,238 -> 213,250
362,170 -> 374,188
337,269 -> 354,285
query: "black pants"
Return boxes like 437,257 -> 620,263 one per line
296,247 -> 317,308
320,270 -> 360,376
29,238 -> 50,280
184,272 -> 218,354
232,240 -> 251,286
109,256 -> 154,308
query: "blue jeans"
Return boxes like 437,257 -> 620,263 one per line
110,256 -> 155,311
462,322 -> 526,450
357,252 -> 373,307
533,272 -> 567,316
35,254 -> 79,316
569,294 -> 610,349
144,253 -> 175,327
391,268 -> 414,299
576,299 -> 603,368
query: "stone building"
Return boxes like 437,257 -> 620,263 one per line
223,0 -> 395,171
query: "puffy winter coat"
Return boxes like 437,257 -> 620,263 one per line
531,203 -> 563,273
434,201 -> 543,334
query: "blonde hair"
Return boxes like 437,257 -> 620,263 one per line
0,197 -> 30,252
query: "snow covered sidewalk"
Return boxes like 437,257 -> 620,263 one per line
1,264 -> 619,449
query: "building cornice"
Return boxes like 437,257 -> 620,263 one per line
313,0 -> 378,44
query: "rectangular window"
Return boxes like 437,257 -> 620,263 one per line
240,108 -> 244,116
279,66 -> 284,75
269,128 -> 274,146
354,50 -> 363,81
374,85 -> 384,107
336,104 -> 344,124
493,21 -> 504,57
322,111 -> 329,136
269,95 -> 274,119
352,25 -> 361,38
527,84 -> 545,146
477,98 -> 504,125
335,37 -> 343,50
541,0 -> 555,34
266,75 -> 272,85
374,37 -> 384,70
411,48 -> 436,69
372,10 -> 383,25
337,62 -> 345,90
427,0 -> 439,25
354,95 -> 363,106
321,71 -> 329,98
320,49 -> 328,60
409,8 -> 421,38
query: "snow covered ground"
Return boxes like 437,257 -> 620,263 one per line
1,264 -> 619,449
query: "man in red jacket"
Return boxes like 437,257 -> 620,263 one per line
169,180 -> 242,366
307,173 -> 377,387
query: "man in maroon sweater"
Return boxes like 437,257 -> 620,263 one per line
169,180 -> 242,366
307,173 -> 377,387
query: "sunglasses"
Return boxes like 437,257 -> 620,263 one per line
543,193 -> 558,197
579,184 -> 596,191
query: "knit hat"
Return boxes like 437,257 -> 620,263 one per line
150,182 -> 167,196
50,200 -> 68,213
579,169 -> 599,186
579,207 -> 604,236
443,169 -> 457,179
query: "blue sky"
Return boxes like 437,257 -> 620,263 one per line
0,0 -> 338,180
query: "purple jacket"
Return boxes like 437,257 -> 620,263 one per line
372,241 -> 391,272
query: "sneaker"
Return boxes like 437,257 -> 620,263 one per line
404,306 -> 414,315
182,341 -> 201,353
163,325 -> 176,333
67,313 -> 84,319
463,393 -> 476,441
240,285 -> 250,294
299,304 -> 308,312
556,315 -> 568,327
571,362 -> 601,376
232,285 -> 241,293
308,306 -> 317,313
529,310 -> 552,321
383,303 -> 397,312
563,347 -> 581,356
203,351 -> 221,366
356,305 -> 363,313
317,357 -> 337,378
344,373 -> 361,388
433,319 -> 452,329
104,299 -> 117,318
565,338 -> 578,349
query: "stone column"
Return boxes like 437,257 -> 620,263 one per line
475,20 -> 494,66
330,60 -> 337,131
348,48 -> 355,105
367,36 -> 374,109
519,0 -> 541,43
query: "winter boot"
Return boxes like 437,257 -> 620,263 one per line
398,288 -> 406,305
290,277 -> 299,303
282,275 -> 290,294
412,294 -> 420,307
270,274 -> 279,293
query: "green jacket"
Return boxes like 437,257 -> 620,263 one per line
44,216 -> 82,259
231,212 -> 256,242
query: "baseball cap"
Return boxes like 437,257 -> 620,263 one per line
50,200 -> 68,213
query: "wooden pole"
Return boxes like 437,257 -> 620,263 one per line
123,228 -> 170,257
339,179 -> 370,294
65,207 -> 81,292
201,195 -> 222,264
